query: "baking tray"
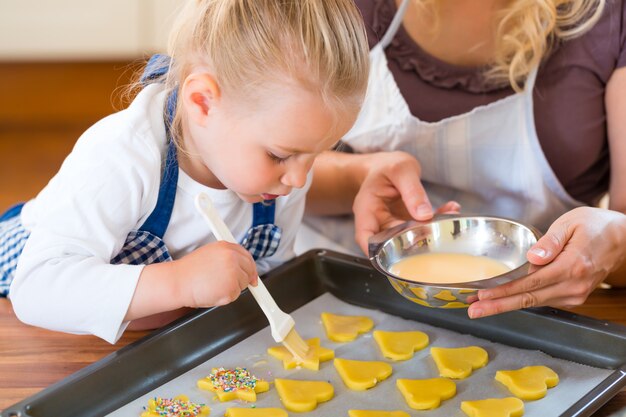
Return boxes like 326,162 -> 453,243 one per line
2,249 -> 625,417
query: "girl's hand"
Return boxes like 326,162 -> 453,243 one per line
468,207 -> 626,318
353,151 -> 460,253
174,241 -> 258,308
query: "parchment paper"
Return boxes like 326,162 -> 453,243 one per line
108,293 -> 614,416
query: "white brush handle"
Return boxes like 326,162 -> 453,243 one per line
194,193 -> 294,342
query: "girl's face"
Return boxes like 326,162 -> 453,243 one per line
182,77 -> 357,203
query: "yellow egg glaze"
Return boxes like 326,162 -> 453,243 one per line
267,337 -> 334,371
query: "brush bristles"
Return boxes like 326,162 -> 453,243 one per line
282,328 -> 309,362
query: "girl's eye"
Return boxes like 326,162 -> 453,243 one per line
268,152 -> 288,164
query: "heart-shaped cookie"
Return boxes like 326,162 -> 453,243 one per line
373,330 -> 429,360
431,346 -> 488,379
141,395 -> 210,417
348,410 -> 410,417
267,337 -> 334,370
274,378 -> 334,412
433,290 -> 457,301
495,365 -> 559,400
396,378 -> 456,410
197,367 -> 269,402
321,312 -> 374,342
225,408 -> 288,417
334,358 -> 393,390
460,397 -> 524,417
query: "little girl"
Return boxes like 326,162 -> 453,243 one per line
0,0 -> 369,343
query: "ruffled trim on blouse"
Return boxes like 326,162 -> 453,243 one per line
372,0 -> 511,93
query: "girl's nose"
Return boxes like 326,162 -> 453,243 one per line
281,160 -> 310,189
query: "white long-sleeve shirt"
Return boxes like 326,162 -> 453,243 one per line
9,84 -> 311,343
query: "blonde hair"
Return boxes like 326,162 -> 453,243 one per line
151,0 -> 369,148
417,0 -> 605,91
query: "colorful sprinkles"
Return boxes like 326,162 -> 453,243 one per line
209,367 -> 260,392
143,396 -> 207,417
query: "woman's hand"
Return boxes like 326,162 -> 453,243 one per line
468,207 -> 626,318
353,151 -> 459,253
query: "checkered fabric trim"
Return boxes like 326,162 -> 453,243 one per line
0,216 -> 30,297
110,230 -> 173,265
241,223 -> 282,260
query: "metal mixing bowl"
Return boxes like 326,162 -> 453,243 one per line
368,215 -> 541,308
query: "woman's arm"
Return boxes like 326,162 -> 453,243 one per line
306,150 -> 371,216
604,66 -> 626,286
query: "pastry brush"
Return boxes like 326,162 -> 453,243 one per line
194,192 -> 309,361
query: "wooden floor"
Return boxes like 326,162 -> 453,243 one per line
0,61 -> 142,211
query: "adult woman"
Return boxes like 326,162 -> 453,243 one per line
302,0 -> 626,318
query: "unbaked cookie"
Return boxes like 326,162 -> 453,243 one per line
460,397 -> 524,417
431,346 -> 488,379
197,367 -> 269,402
321,312 -> 374,342
396,378 -> 456,410
334,358 -> 392,390
274,378 -> 334,412
373,330 -> 429,360
267,337 -> 334,370
225,408 -> 288,417
141,395 -> 209,417
348,411 -> 410,417
495,365 -> 559,400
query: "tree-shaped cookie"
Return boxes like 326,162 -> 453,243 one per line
197,367 -> 269,402
334,358 -> 392,390
396,378 -> 456,410
373,330 -> 429,360
495,365 -> 559,400
141,395 -> 209,417
267,337 -> 334,370
225,408 -> 288,417
460,397 -> 524,417
275,379 -> 334,412
321,312 -> 374,342
431,346 -> 488,379
349,411 -> 410,417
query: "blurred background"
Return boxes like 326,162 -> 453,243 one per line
0,0 -> 179,211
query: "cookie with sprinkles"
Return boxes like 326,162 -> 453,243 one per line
141,394 -> 209,417
197,367 -> 270,402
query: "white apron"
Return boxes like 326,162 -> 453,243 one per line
295,0 -> 582,256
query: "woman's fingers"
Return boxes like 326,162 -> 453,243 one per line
435,201 -> 461,214
354,210 -> 382,254
468,280 -> 588,318
470,246 -> 598,317
477,262 -> 561,301
391,163 -> 433,220
526,221 -> 570,266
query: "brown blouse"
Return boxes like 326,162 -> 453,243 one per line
355,0 -> 626,205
